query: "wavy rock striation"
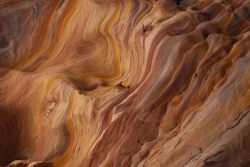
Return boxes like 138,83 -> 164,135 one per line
0,0 -> 250,166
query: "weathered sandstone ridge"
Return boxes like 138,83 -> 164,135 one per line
0,0 -> 250,166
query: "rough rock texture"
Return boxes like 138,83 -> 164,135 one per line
1,0 -> 250,166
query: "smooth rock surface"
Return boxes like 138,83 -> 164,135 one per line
1,0 -> 250,166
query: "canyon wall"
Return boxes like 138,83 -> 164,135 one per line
0,0 -> 250,166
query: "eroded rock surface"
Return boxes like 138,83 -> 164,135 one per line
1,0 -> 250,166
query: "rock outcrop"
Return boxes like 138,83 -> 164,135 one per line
0,0 -> 250,166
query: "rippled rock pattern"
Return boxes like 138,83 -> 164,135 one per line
1,0 -> 250,166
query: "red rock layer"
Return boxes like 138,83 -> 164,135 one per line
0,0 -> 250,166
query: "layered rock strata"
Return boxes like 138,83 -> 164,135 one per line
0,0 -> 250,166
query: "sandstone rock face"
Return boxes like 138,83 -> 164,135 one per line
0,0 -> 250,166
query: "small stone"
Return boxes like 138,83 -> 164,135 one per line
47,102 -> 56,113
